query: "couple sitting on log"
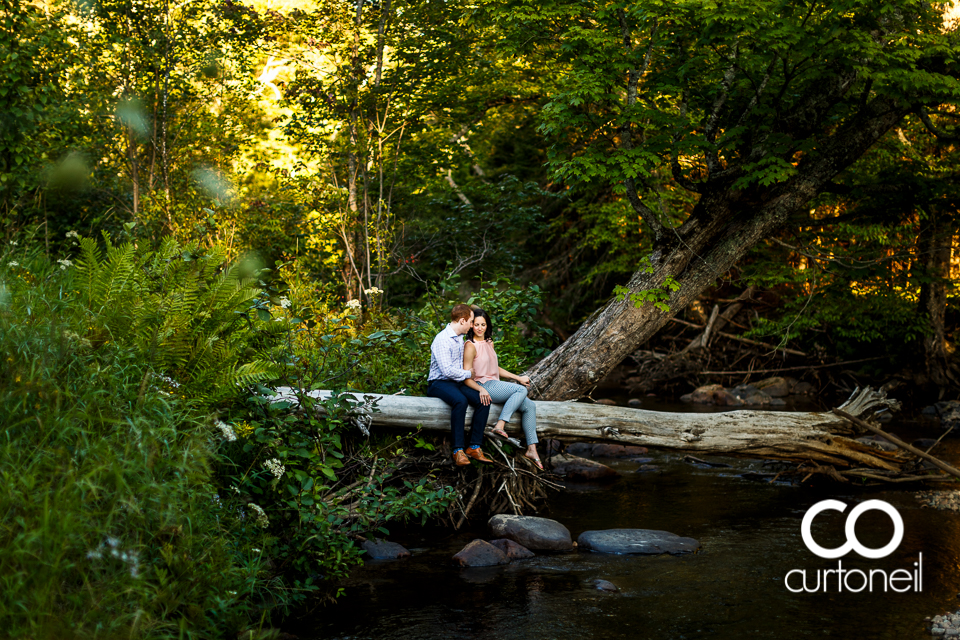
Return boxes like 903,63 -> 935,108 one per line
426,303 -> 544,470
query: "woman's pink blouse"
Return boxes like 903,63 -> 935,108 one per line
470,340 -> 500,383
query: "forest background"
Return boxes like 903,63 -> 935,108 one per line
3,0 -> 960,637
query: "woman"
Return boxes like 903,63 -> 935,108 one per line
462,308 -> 543,470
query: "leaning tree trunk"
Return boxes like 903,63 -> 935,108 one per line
276,387 -> 917,471
527,98 -> 909,401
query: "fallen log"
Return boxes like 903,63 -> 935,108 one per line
275,386 -> 915,471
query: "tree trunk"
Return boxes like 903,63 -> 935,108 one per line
276,387 -> 910,470
527,98 -> 909,401
917,207 -> 955,390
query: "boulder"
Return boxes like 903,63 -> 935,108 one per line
490,538 -> 535,560
741,391 -> 772,406
591,444 -> 649,458
361,540 -> 411,560
592,579 -> 619,592
564,442 -> 595,457
452,539 -> 510,567
792,381 -> 815,395
577,529 -> 701,555
754,377 -> 790,397
549,454 -> 620,481
681,384 -> 742,406
540,438 -> 564,458
627,398 -> 643,408
488,514 -> 574,551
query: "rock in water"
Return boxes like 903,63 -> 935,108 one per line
564,442 -> 595,457
361,540 -> 411,560
591,444 -> 649,458
490,538 -> 535,559
452,539 -> 510,567
548,454 -> 620,481
592,579 -> 619,592
754,376 -> 790,397
488,514 -> 574,551
577,529 -> 701,555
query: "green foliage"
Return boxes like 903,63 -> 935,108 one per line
73,233 -> 285,403
0,248 -> 269,639
216,390 -> 455,590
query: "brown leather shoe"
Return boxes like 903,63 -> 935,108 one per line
465,447 -> 493,463
453,450 -> 471,466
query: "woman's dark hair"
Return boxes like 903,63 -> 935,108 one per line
465,307 -> 495,343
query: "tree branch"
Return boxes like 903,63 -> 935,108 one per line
916,106 -> 960,141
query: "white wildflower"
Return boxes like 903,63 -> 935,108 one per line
216,420 -> 237,442
278,296 -> 291,309
158,374 -> 180,389
263,458 -> 285,478
231,486 -> 240,494
9,240 -> 17,246
363,287 -> 383,295
86,537 -> 140,578
65,230 -> 80,239
57,258 -> 73,270
247,503 -> 269,528
346,299 -> 361,309
7,261 -> 18,267
252,548 -> 261,553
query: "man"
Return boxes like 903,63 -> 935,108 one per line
427,303 -> 494,466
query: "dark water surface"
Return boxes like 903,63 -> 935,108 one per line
296,408 -> 960,640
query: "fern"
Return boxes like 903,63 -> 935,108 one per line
73,234 -> 282,402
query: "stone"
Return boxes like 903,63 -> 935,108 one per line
361,540 -> 411,560
490,538 -> 535,560
540,438 -> 564,458
577,529 -> 701,555
682,384 -> 742,406
741,391 -> 772,406
627,398 -> 643,408
792,381 -> 815,395
922,404 -> 939,416
591,444 -> 649,458
768,398 -> 787,407
595,398 -> 617,406
565,442 -> 595,457
945,629 -> 958,637
628,457 -> 654,464
855,436 -> 898,452
488,514 -> 574,551
452,539 -> 510,567
754,376 -> 790,397
635,464 -> 659,472
592,579 -> 619,592
548,454 -> 621,481
932,628 -> 945,637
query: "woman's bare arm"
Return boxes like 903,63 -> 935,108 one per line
498,367 -> 530,387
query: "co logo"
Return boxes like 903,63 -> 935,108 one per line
801,499 -> 904,559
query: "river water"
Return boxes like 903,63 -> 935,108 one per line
296,404 -> 960,640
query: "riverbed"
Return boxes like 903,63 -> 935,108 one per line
293,406 -> 960,640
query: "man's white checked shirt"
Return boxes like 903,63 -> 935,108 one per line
427,324 -> 472,382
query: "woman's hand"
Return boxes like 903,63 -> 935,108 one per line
479,388 -> 492,406
516,375 -> 531,387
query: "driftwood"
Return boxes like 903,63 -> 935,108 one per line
275,386 -> 919,471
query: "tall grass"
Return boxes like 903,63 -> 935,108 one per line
0,249 -> 262,639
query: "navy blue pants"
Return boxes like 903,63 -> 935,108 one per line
426,379 -> 490,451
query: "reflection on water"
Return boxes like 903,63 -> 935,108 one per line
295,417 -> 960,640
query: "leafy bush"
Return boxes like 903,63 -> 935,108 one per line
0,248 -> 268,639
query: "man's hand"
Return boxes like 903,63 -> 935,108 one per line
516,375 -> 531,387
479,388 -> 492,406
467,367 -> 476,380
